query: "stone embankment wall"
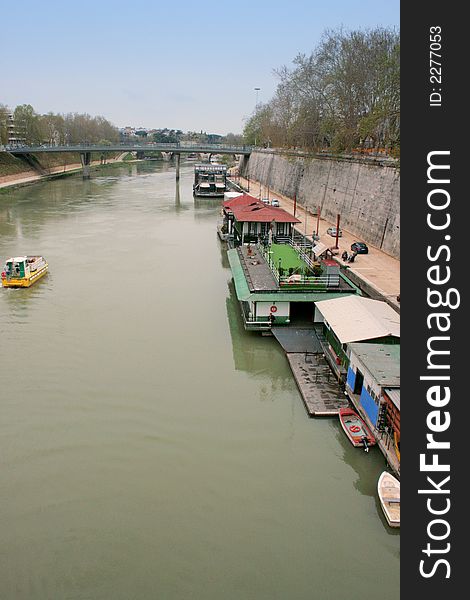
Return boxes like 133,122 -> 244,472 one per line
241,151 -> 400,258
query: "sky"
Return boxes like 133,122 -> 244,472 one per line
1,0 -> 399,135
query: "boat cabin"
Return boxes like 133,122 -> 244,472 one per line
5,257 -> 24,278
345,343 -> 400,429
223,198 -> 301,245
3,256 -> 35,278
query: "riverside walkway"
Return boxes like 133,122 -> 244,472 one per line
0,157 -> 124,189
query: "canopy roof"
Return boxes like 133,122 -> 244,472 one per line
223,194 -> 261,210
315,295 -> 400,343
231,203 -> 301,224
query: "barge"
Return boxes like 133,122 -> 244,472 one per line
193,164 -> 227,197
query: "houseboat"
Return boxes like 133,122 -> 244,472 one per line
1,256 -> 48,288
193,164 -> 227,197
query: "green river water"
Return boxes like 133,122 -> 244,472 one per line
0,161 -> 399,600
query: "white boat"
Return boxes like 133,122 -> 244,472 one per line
378,471 -> 400,528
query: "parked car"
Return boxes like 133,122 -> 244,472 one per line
261,198 -> 270,204
271,198 -> 280,207
326,226 -> 342,237
351,241 -> 369,254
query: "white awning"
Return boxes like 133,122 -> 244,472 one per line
315,296 -> 400,343
312,242 -> 327,256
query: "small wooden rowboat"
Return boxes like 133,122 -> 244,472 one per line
338,407 -> 376,452
378,471 -> 400,528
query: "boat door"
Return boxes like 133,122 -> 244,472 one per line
354,369 -> 364,395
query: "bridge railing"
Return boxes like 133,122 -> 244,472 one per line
1,142 -> 252,153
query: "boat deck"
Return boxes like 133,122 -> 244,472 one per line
238,245 -> 278,291
271,327 -> 323,353
287,353 -> 350,416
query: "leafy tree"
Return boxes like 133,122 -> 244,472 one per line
14,104 -> 42,144
0,104 -> 9,144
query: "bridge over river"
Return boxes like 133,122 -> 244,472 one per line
0,143 -> 252,179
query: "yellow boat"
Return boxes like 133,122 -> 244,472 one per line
1,256 -> 48,288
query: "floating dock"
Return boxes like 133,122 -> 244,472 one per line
287,353 -> 350,416
271,327 -> 350,416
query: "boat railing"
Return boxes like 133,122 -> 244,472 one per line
240,301 -> 271,330
258,242 -> 343,288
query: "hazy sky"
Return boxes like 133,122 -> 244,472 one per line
1,0 -> 399,135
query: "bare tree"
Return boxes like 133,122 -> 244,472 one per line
244,27 -> 399,154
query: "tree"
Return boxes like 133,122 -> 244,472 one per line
40,112 -> 65,145
246,27 -> 400,154
224,132 -> 245,145
14,104 -> 41,144
0,104 -> 9,144
243,104 -> 274,146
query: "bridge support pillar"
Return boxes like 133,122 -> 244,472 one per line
175,153 -> 181,181
80,152 -> 92,179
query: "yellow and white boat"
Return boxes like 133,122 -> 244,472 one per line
1,256 -> 48,288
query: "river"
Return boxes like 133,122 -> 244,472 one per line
0,161 -> 399,600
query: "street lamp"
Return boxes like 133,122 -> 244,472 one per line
254,87 -> 260,108
254,88 -> 260,147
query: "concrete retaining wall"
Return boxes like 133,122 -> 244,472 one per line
241,152 -> 400,258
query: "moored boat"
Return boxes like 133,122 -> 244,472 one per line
338,407 -> 376,451
1,256 -> 48,288
193,164 -> 227,197
377,471 -> 400,527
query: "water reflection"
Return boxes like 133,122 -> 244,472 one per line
0,162 -> 400,600
174,182 -> 181,209
226,281 -> 298,387
330,422 -> 401,538
218,239 -> 230,269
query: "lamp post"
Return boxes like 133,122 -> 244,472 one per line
254,87 -> 260,108
254,88 -> 260,147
